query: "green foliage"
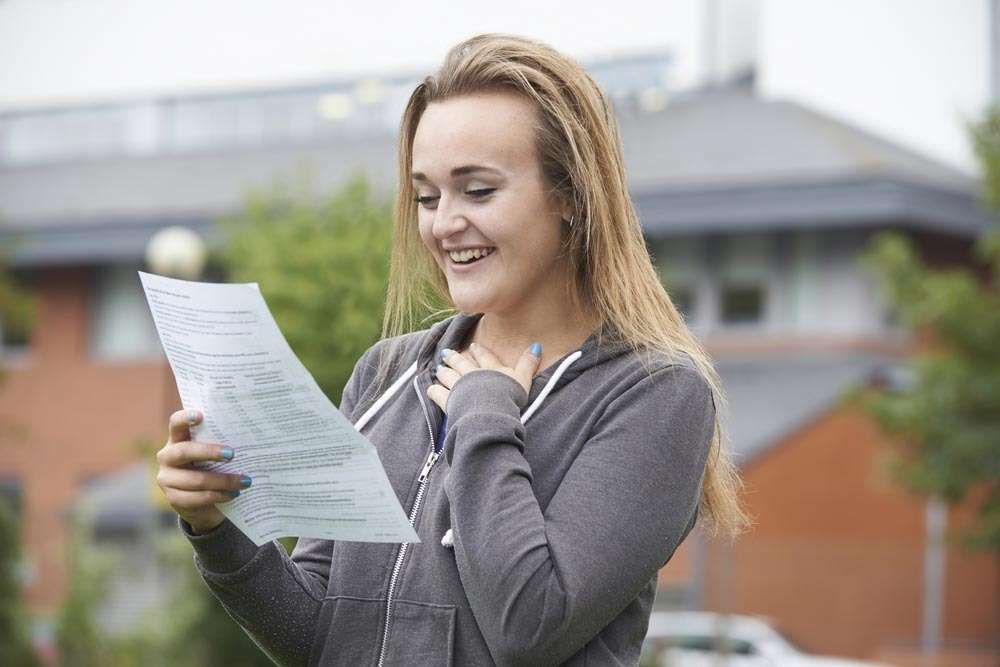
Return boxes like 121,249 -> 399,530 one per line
54,511 -> 275,667
0,500 -> 41,667
860,104 -> 1000,552
215,166 -> 395,405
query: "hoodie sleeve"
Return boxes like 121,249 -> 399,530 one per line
442,364 -> 715,667
174,344 -> 375,666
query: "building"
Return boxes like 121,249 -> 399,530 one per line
0,57 -> 996,662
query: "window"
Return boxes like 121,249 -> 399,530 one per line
653,237 -> 702,326
668,284 -> 696,322
0,105 -> 144,165
720,283 -> 764,325
89,265 -> 162,361
715,234 -> 773,330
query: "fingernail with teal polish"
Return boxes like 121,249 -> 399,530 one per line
221,447 -> 234,460
440,348 -> 452,361
226,490 -> 240,499
239,475 -> 252,489
530,342 -> 542,356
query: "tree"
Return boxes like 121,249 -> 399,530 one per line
216,166 -> 396,405
861,104 -> 1000,552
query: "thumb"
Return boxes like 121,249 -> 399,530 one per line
514,342 -> 543,391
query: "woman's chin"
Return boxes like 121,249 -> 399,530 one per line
448,292 -> 497,315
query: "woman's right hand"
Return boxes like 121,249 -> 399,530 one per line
155,409 -> 250,534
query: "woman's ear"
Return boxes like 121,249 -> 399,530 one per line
558,195 -> 575,225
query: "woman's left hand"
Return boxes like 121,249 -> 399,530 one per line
427,341 -> 542,413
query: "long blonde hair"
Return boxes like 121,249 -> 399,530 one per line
379,33 -> 750,540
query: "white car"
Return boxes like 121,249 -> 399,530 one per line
641,611 -> 888,667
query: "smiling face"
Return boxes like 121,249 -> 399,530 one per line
411,90 -> 572,319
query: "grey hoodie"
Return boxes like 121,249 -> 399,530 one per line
178,312 -> 716,666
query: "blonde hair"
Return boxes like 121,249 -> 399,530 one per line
378,33 -> 750,540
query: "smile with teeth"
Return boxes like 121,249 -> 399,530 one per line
448,247 -> 495,264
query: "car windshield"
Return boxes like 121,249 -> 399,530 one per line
645,635 -> 756,655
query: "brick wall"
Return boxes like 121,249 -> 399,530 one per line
697,405 -> 999,658
0,266 -> 177,614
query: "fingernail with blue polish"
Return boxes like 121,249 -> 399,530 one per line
440,348 -> 452,361
226,490 -> 240,499
239,475 -> 252,489
220,447 -> 234,460
530,342 -> 542,356
435,363 -> 443,374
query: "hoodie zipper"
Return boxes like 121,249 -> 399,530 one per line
376,375 -> 440,667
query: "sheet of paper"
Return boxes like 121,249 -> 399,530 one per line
138,271 -> 418,546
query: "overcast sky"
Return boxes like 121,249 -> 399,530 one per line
0,0 -> 992,174
0,0 -> 706,104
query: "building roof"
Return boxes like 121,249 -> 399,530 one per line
625,84 -> 992,237
1,77 -> 994,267
623,83 -> 978,193
716,350 -> 891,465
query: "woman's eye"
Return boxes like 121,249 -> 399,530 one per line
413,188 -> 495,209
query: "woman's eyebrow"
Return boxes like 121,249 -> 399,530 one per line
411,165 -> 503,182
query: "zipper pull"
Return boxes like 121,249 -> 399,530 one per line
417,450 -> 440,483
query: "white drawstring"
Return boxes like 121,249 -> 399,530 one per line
353,361 -> 418,432
520,350 -> 582,424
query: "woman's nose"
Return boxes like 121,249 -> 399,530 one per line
431,195 -> 470,240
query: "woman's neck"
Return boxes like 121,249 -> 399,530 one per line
465,303 -> 601,376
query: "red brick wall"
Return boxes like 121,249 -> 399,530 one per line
0,267 -> 177,614
697,406 -> 999,658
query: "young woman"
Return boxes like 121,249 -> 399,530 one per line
155,33 -> 748,666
